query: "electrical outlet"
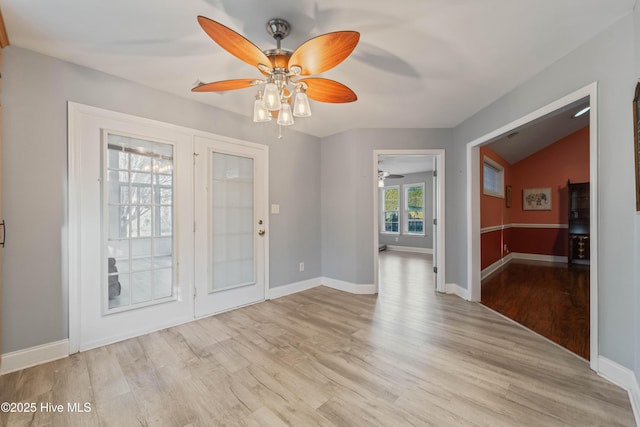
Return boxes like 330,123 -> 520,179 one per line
299,262 -> 304,272
395,237 -> 399,242
504,244 -> 508,252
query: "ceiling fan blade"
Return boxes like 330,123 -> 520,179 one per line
387,174 -> 405,179
191,79 -> 260,92
289,31 -> 360,76
298,78 -> 357,103
197,16 -> 271,69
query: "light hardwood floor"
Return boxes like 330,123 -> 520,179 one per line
0,250 -> 635,426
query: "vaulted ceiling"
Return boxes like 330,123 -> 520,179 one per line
1,0 -> 634,137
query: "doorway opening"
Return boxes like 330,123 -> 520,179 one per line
466,83 -> 598,370
373,150 -> 445,295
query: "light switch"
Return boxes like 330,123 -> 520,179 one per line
271,204 -> 280,214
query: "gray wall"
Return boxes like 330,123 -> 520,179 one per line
454,15 -> 636,368
321,129 -> 452,285
378,172 -> 434,249
1,46 -> 322,353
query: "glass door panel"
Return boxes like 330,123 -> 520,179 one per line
194,136 -> 267,317
105,133 -> 175,312
211,153 -> 255,292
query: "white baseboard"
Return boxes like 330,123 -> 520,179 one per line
481,252 -> 568,280
481,253 -> 514,280
268,278 -> 321,299
1,339 -> 69,375
511,252 -> 568,263
445,283 -> 470,300
386,245 -> 433,254
321,277 -> 377,294
598,356 -> 640,426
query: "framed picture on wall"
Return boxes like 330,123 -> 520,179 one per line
522,187 -> 551,210
633,82 -> 640,211
505,185 -> 512,208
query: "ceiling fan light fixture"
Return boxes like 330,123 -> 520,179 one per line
277,102 -> 294,126
253,90 -> 271,122
263,82 -> 281,111
193,16 -> 360,138
293,89 -> 312,117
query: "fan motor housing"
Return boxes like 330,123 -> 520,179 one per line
263,48 -> 291,70
266,18 -> 291,40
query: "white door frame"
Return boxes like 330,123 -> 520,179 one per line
465,82 -> 598,371
373,149 -> 446,294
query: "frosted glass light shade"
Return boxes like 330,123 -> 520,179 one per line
293,92 -> 312,117
253,99 -> 271,122
277,103 -> 294,126
263,83 -> 281,111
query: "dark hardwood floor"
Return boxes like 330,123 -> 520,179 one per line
481,259 -> 590,360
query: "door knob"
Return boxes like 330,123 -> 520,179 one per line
258,229 -> 265,236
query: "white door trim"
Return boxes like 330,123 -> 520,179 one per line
373,149 -> 446,294
465,82 -> 599,371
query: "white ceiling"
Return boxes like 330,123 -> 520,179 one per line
1,0 -> 633,138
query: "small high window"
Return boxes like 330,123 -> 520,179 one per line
483,156 -> 504,198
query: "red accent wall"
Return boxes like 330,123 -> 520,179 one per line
480,127 -> 589,270
510,126 -> 590,224
508,228 -> 568,256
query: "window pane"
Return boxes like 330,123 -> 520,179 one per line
132,172 -> 151,185
211,152 -> 254,291
483,158 -> 504,197
384,188 -> 399,210
159,188 -> 172,205
105,134 -> 175,311
407,186 -> 423,209
405,184 -> 425,234
130,153 -> 152,172
484,163 -> 499,193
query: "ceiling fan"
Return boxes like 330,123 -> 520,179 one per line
378,170 -> 405,179
378,169 -> 404,187
192,16 -> 360,132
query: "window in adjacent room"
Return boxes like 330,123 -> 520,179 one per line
404,183 -> 425,235
381,185 -> 399,233
483,156 -> 504,198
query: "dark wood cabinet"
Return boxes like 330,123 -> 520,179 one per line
568,181 -> 589,264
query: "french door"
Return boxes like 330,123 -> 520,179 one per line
69,103 -> 268,352
194,136 -> 268,317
